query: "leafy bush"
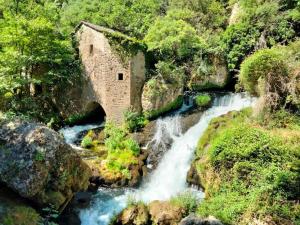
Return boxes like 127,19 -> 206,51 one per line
145,17 -> 206,60
104,122 -> 140,155
194,94 -> 212,107
124,109 -> 148,133
240,48 -> 288,95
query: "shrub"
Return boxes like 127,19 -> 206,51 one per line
144,17 -> 206,59
194,94 -> 212,107
170,191 -> 199,215
81,136 -> 93,148
124,109 -> 148,133
104,122 -> 140,155
240,48 -> 288,95
122,138 -> 140,156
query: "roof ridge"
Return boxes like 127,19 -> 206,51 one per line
75,21 -> 133,40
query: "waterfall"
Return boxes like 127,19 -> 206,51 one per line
79,93 -> 256,225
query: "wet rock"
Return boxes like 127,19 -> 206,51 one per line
186,163 -> 202,189
113,204 -> 149,225
149,200 -> 185,225
188,55 -> 228,91
0,120 -> 92,210
179,215 -> 223,225
142,76 -> 183,115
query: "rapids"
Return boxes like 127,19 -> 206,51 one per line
61,93 -> 256,225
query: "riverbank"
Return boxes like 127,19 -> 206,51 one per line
188,109 -> 300,224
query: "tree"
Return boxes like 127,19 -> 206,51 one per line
144,17 -> 206,60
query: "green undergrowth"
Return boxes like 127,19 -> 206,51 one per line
124,109 -> 149,133
81,122 -> 141,179
193,109 -> 300,224
170,191 -> 199,217
145,95 -> 183,120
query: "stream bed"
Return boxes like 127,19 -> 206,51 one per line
60,93 -> 256,225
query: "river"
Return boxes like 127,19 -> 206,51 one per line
60,92 -> 256,225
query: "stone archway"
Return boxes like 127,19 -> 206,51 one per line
85,102 -> 106,123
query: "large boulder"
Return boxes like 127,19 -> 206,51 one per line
142,77 -> 183,119
113,203 -> 149,225
179,215 -> 223,225
0,120 -> 92,210
149,201 -> 186,225
188,55 -> 228,91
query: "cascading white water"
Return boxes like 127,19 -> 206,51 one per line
59,123 -> 104,147
79,93 -> 256,225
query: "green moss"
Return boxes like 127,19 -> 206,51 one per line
194,94 -> 212,107
145,95 -> 183,120
193,110 -> 300,224
2,206 -> 41,225
190,81 -> 224,91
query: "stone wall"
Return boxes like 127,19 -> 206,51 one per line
53,24 -> 145,123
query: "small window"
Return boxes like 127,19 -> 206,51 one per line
89,44 -> 93,55
118,73 -> 124,80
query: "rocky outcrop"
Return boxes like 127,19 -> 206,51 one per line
86,150 -> 148,189
112,201 -> 224,225
149,201 -> 186,225
0,120 -> 92,210
189,56 -> 228,91
142,77 -> 183,119
179,215 -> 223,225
114,204 -> 149,225
112,201 -> 186,225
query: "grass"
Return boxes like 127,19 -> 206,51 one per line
170,191 -> 199,216
192,108 -> 300,224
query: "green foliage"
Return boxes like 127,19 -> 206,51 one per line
195,111 -> 300,224
145,95 -> 184,120
170,191 -> 199,216
145,17 -> 206,60
81,136 -> 93,149
0,0 -> 79,124
155,61 -> 185,85
221,0 -> 298,71
60,0 -> 163,38
221,23 -> 260,71
194,94 -> 212,107
2,205 -> 41,225
240,48 -> 288,95
104,122 -> 140,154
124,109 -> 148,133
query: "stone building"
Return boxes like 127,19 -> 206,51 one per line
67,21 -> 146,123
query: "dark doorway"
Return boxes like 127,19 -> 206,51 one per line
85,102 -> 106,123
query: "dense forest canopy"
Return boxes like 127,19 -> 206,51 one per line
0,0 -> 299,123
